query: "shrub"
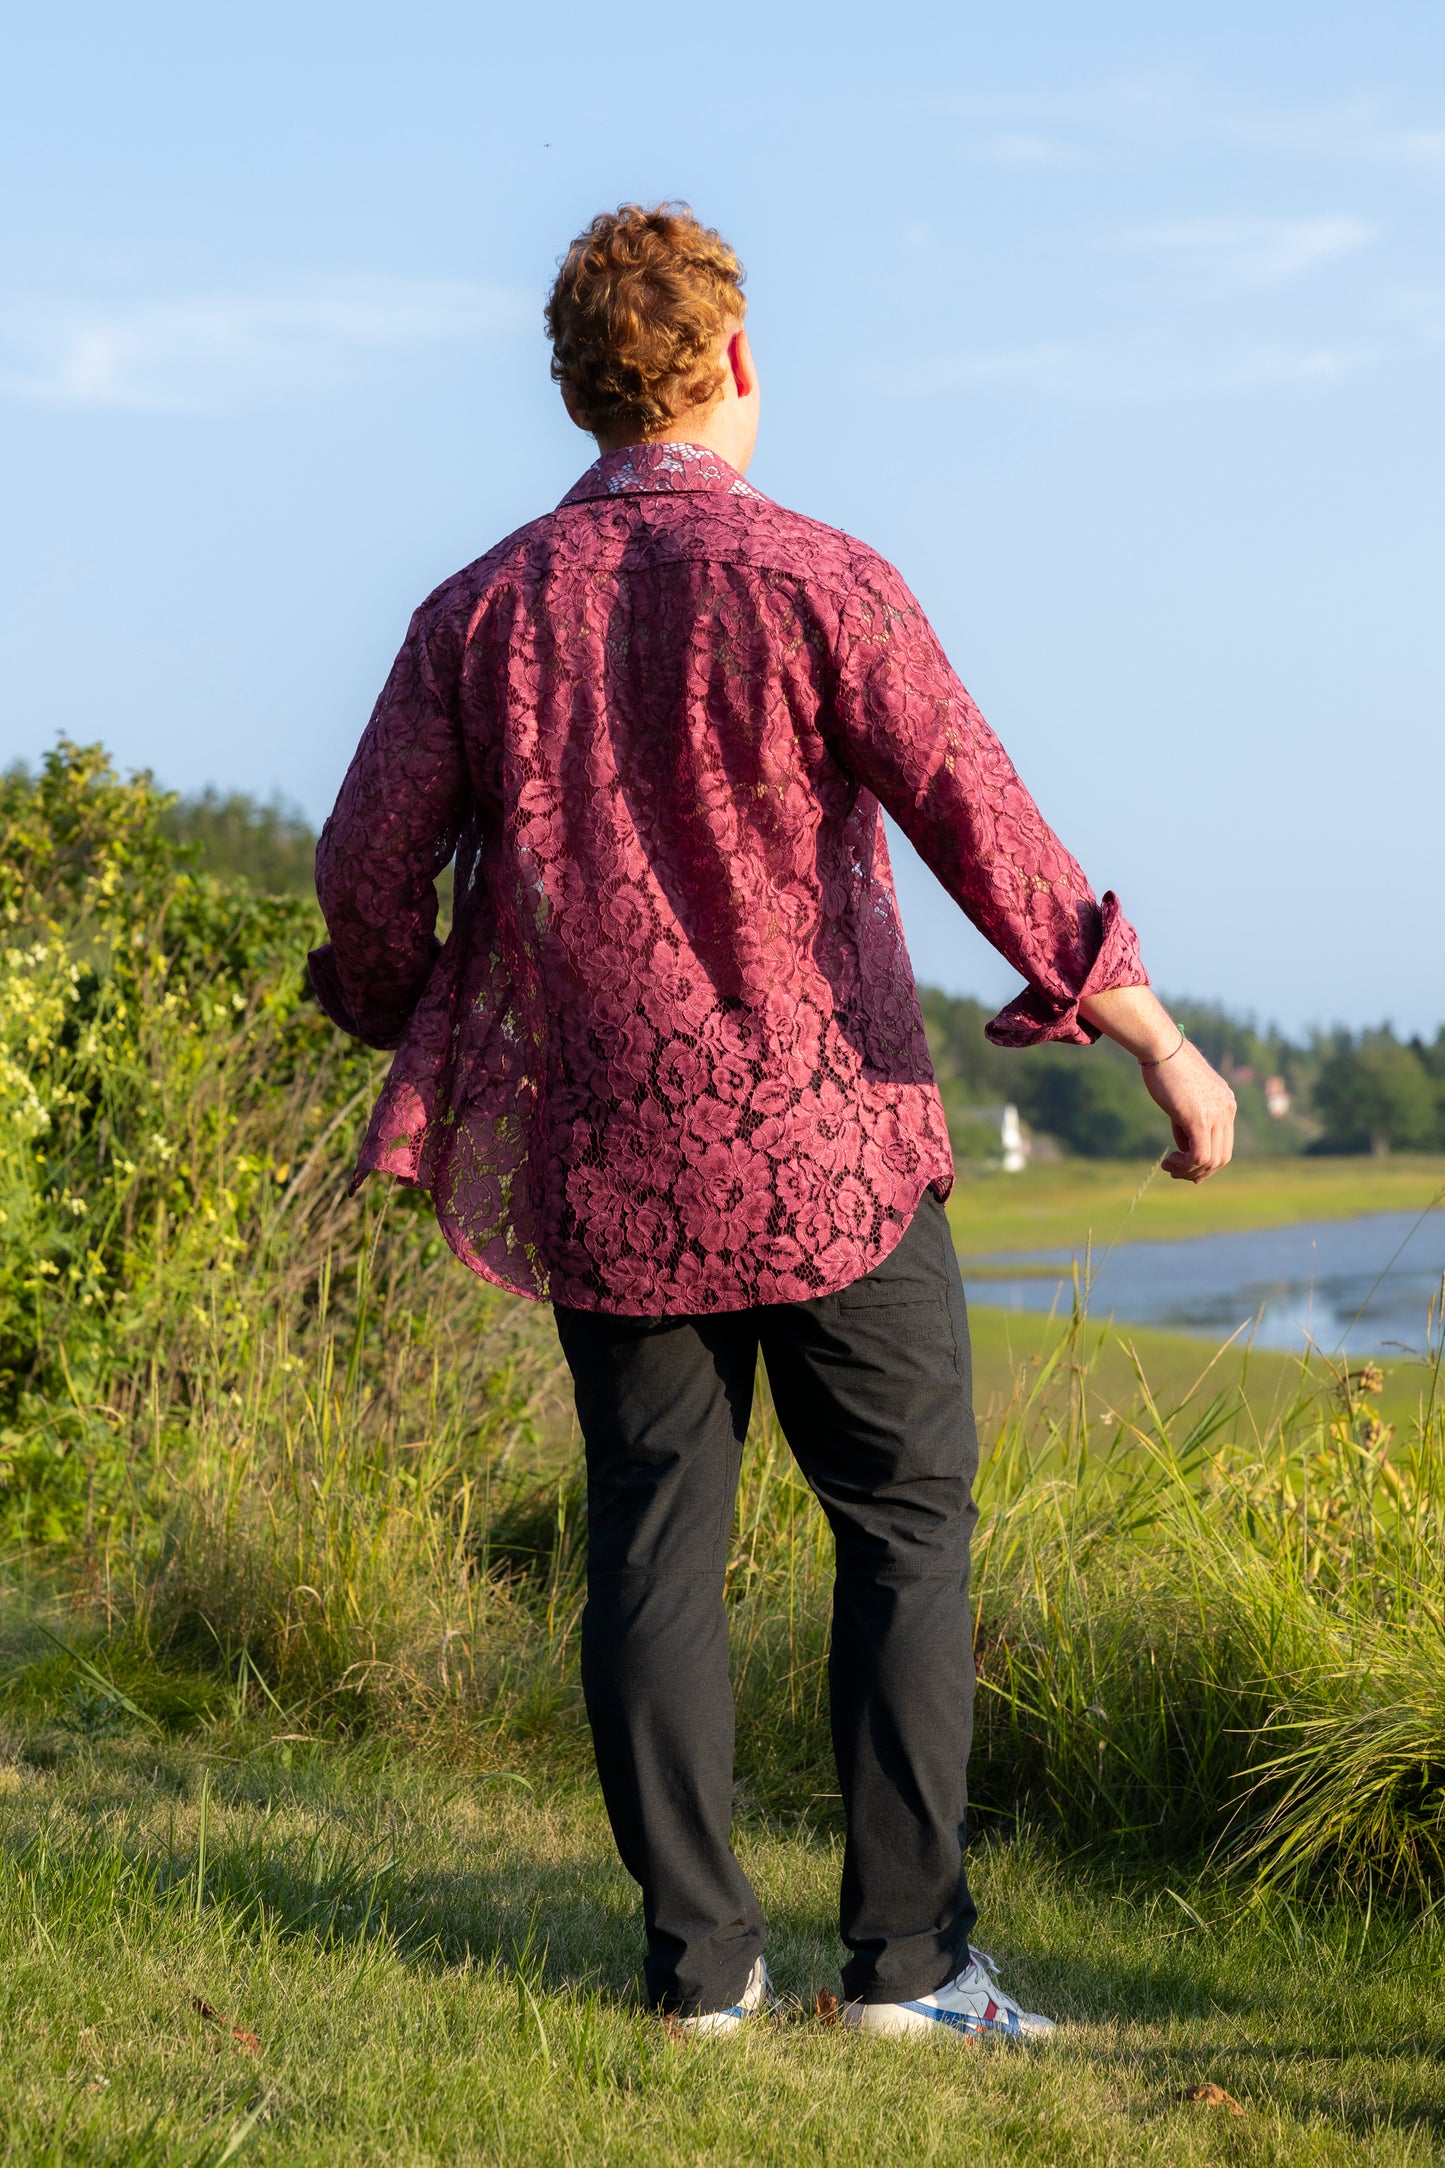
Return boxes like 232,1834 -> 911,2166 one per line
1,742 -> 430,1539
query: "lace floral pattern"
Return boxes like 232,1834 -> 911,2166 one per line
312,443 -> 1145,1313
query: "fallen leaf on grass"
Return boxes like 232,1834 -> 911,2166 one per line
192,1997 -> 260,2055
813,1990 -> 840,2027
1182,2082 -> 1244,2115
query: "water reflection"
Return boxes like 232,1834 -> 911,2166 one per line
968,1209 -> 1445,1355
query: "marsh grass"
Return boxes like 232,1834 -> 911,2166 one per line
8,1204 -> 1442,1907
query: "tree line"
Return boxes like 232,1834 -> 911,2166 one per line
921,988 -> 1445,1162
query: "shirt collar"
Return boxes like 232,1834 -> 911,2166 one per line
558,440 -> 766,508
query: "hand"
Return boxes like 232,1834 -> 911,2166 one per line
1140,1038 -> 1237,1182
1078,983 -> 1236,1183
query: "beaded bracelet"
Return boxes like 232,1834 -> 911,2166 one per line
1140,1029 -> 1187,1069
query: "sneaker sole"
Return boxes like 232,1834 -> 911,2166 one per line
843,2002 -> 1055,2042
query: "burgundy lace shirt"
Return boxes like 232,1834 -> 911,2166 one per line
311,441 -> 1146,1314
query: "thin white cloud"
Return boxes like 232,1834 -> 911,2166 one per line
0,277 -> 531,409
1111,215 -> 1378,287
1216,343 -> 1368,389
919,75 -> 1445,175
871,337 -> 1373,403
963,132 -> 1083,168
1225,96 -> 1445,171
879,344 -> 1081,397
925,69 -> 1186,131
1373,282 -> 1445,350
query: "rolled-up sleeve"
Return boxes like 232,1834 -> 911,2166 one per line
310,600 -> 469,1050
826,559 -> 1146,1046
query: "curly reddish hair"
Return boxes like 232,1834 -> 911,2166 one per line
545,203 -> 747,443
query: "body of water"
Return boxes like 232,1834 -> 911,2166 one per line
968,1209 -> 1445,1355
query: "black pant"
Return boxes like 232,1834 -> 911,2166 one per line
553,1189 -> 980,2015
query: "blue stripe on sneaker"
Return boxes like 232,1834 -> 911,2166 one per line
900,2002 -> 1022,2037
901,2003 -> 983,2034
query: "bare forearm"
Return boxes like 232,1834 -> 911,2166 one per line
1078,983 -> 1236,1184
1078,983 -> 1181,1062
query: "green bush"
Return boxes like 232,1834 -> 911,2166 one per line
0,741 -> 498,1547
159,783 -> 319,897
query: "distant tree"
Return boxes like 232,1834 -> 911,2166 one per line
915,989 -> 1010,1101
1415,1029 -> 1445,1146
1171,1000 -> 1271,1076
1413,1027 -> 1445,1085
161,788 -> 318,896
917,988 -> 1176,1159
1019,1051 -> 1173,1160
1312,1032 -> 1439,1155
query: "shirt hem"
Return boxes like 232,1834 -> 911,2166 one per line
354,1161 -> 955,1317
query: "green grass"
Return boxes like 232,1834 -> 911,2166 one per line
6,1728 -> 1445,2167
947,1154 -> 1445,1261
965,1307 -> 1429,1443
8,759 -> 1445,2161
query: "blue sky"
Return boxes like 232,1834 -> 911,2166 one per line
2,2 -> 1441,1035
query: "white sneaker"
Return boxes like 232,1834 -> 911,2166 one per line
842,1946 -> 1056,2042
671,1956 -> 775,2037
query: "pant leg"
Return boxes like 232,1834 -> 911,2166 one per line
757,1189 -> 980,2005
552,1303 -> 766,2015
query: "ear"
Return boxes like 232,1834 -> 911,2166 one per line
560,384 -> 590,433
726,327 -> 756,401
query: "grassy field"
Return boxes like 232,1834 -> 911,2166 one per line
963,1305 -> 1433,1442
952,1152 -> 1445,1442
6,1726 -> 1445,2168
947,1153 -> 1445,1261
7,760 -> 1445,2164
5,1289 -> 1444,2165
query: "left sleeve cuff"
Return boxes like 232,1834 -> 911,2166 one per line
306,940 -> 439,1051
307,943 -> 364,1036
984,891 -> 1148,1049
